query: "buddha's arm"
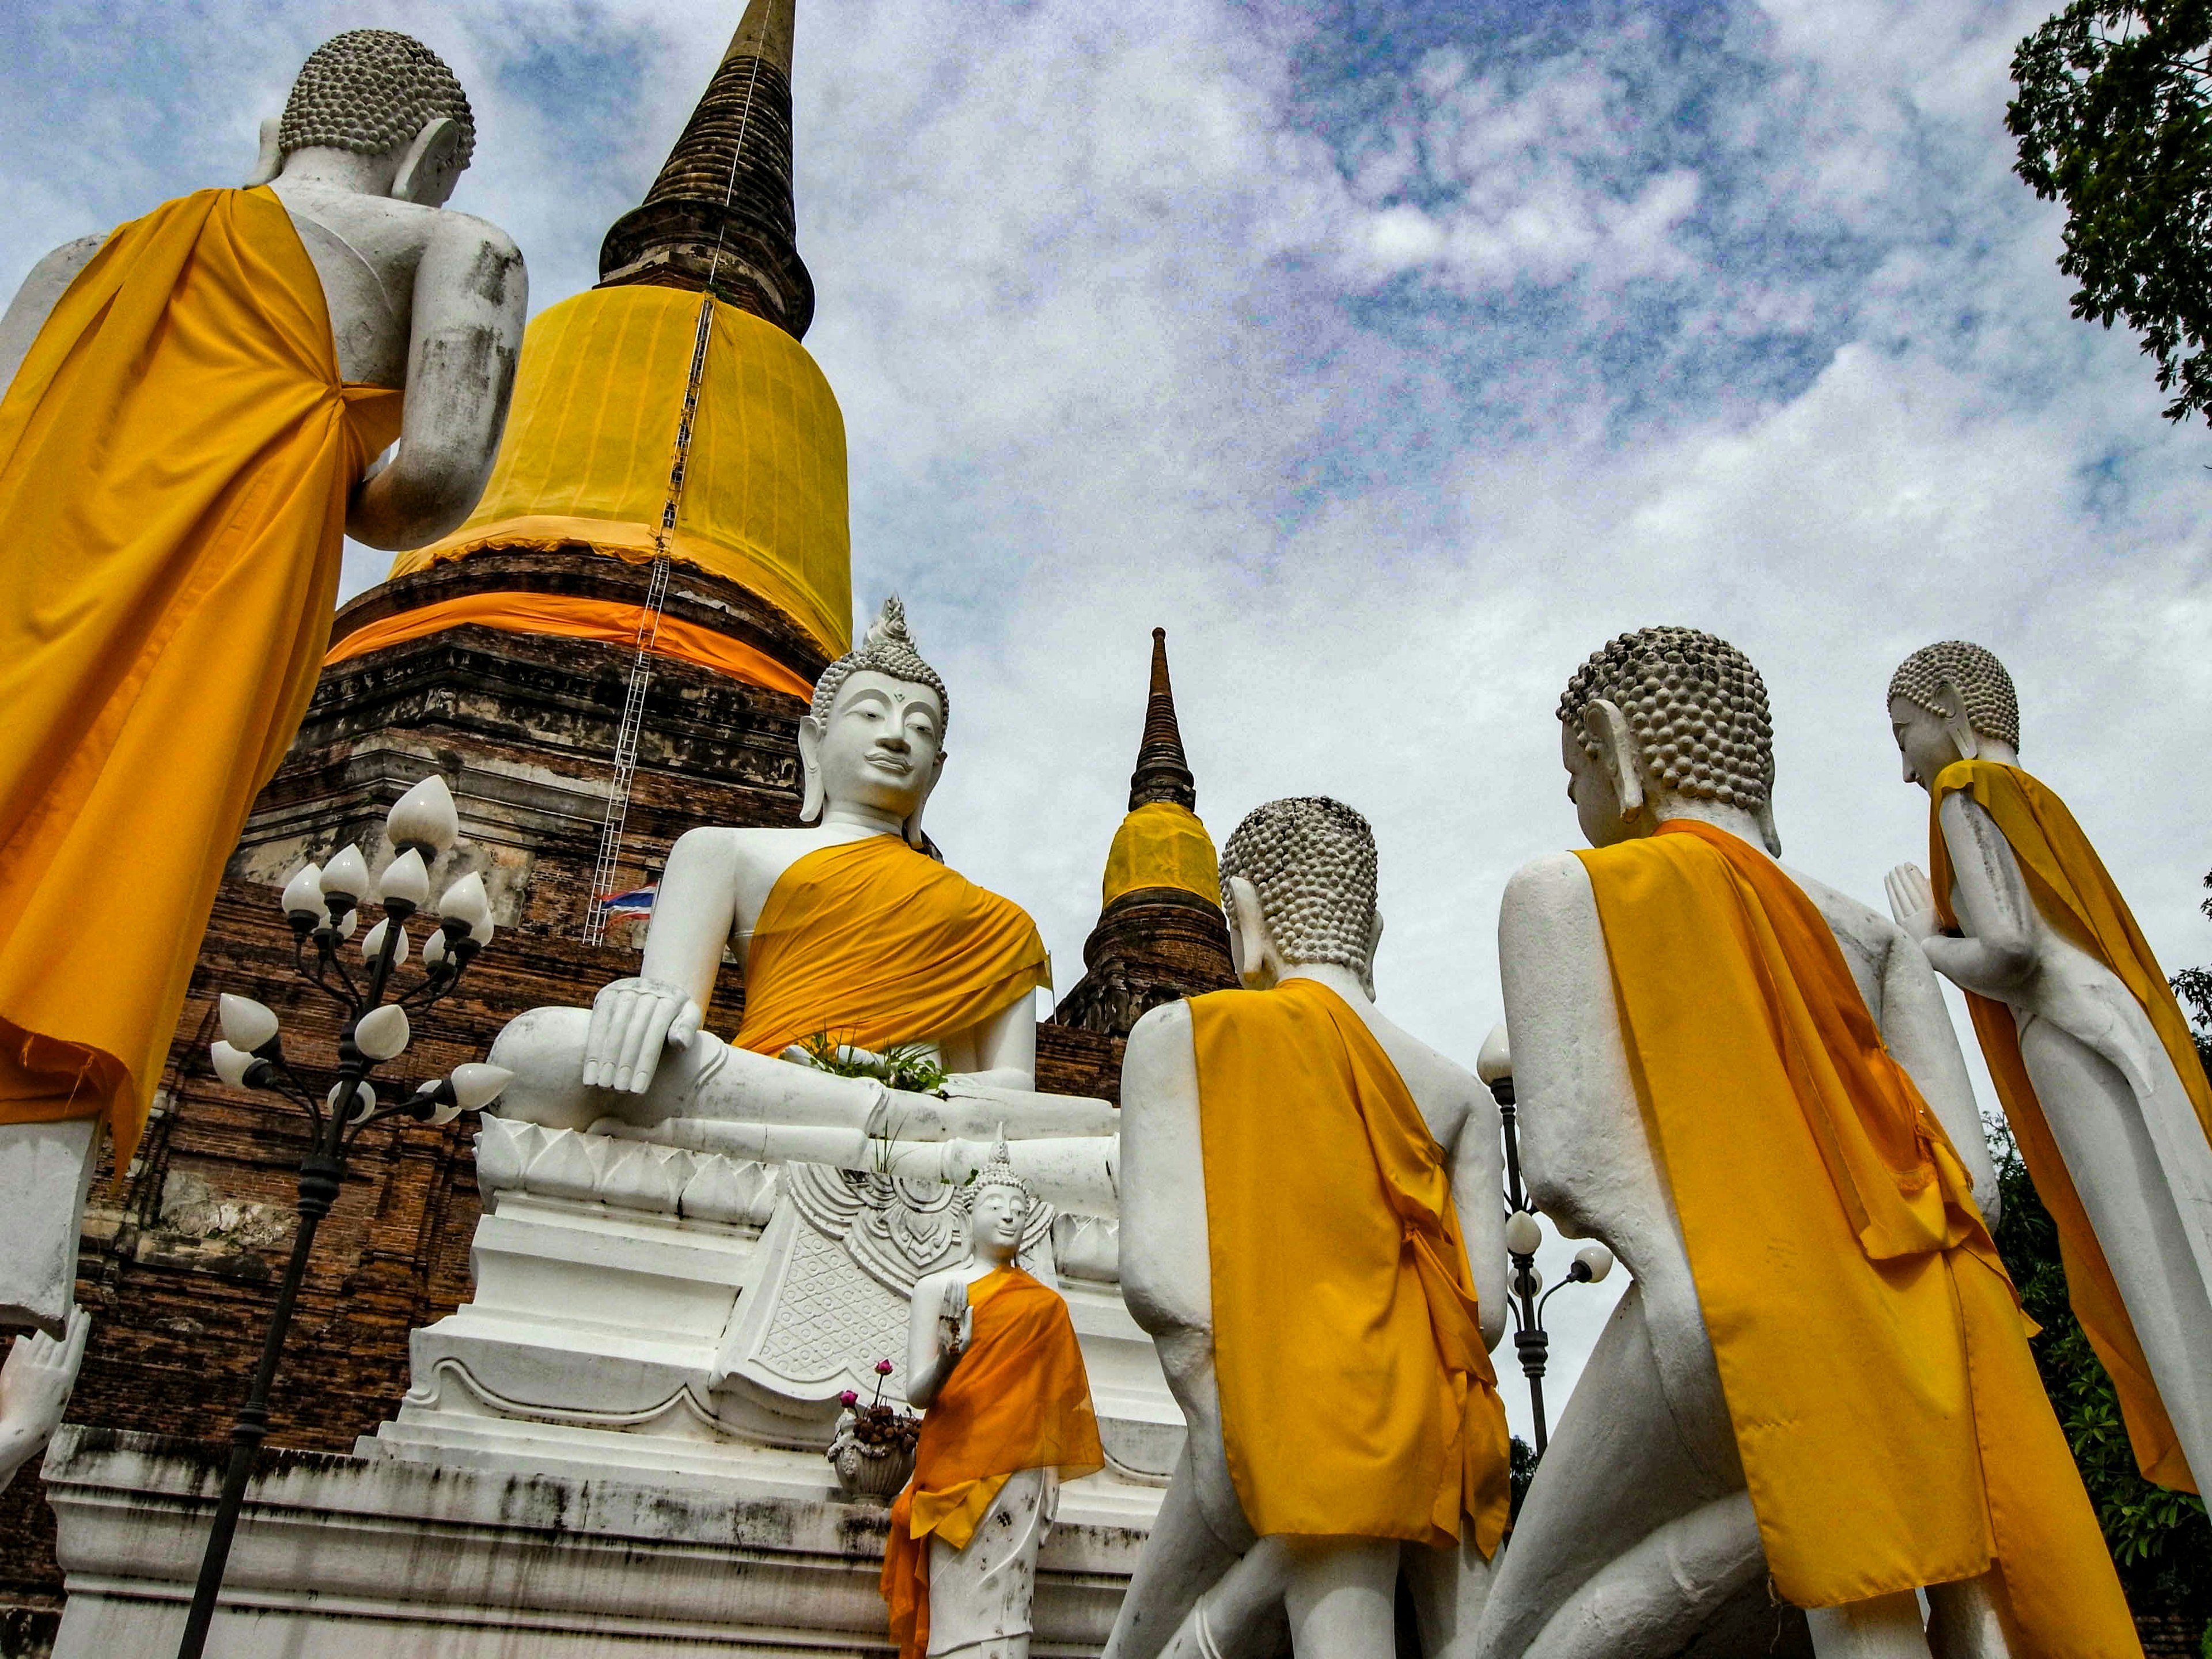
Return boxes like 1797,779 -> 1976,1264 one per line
345,211 -> 526,550
583,828 -> 740,1092
941,990 -> 1039,1092
1876,917 -> 2000,1226
1449,1092 -> 1510,1354
0,234 -> 105,393
1900,794 -> 2038,999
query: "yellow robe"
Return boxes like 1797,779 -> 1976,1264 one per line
0,187 -> 403,1167
880,1267 -> 1103,1659
1188,976 -> 1512,1556
1931,757 -> 2211,1493
732,836 -> 1051,1058
1580,820 -> 2136,1653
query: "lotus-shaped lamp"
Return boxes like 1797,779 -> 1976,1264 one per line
353,1003 -> 411,1062
1475,1022 -> 1512,1087
218,993 -> 280,1054
360,918 -> 408,967
209,1040 -> 255,1090
280,863 -> 324,925
448,1063 -> 513,1112
386,774 -> 460,857
321,845 -> 370,909
376,848 -> 430,911
437,872 -> 493,940
1571,1243 -> 1615,1285
1503,1209 -> 1543,1257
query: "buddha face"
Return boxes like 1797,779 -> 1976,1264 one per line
803,669 -> 946,825
1889,694 -> 1964,793
969,1183 -> 1027,1260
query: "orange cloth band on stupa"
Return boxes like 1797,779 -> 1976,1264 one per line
0,187 -> 403,1170
391,286 -> 852,658
1930,758 -> 2209,1494
1189,977 -> 1511,1555
732,838 -> 1051,1057
1578,819 -> 2137,1642
1100,801 -> 1222,909
880,1266 -> 1103,1659
322,591 -> 815,702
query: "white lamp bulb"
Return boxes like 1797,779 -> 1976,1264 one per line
1475,1022 -> 1512,1086
218,993 -> 280,1053
423,930 -> 448,967
321,845 -> 370,906
448,1063 -> 514,1112
1503,1209 -> 1543,1257
1574,1243 -> 1616,1285
336,909 -> 358,941
376,848 -> 430,910
436,872 -> 492,935
280,863 -> 324,920
385,774 -> 460,854
360,918 -> 408,966
209,1040 -> 254,1089
354,1003 -> 411,1062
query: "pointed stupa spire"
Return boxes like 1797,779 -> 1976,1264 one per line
598,0 -> 815,338
1128,628 -> 1197,812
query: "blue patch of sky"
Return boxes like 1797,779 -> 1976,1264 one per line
1275,0 -> 1902,457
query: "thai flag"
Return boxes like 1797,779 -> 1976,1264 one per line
598,885 -> 657,919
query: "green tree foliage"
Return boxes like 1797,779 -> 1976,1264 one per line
2009,2 -> 2212,423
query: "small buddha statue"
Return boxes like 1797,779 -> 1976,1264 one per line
1883,640 -> 2212,1497
881,1142 -> 1103,1659
1105,798 -> 1511,1659
0,27 -> 526,1342
1487,627 -> 2133,1658
490,597 -> 1093,1149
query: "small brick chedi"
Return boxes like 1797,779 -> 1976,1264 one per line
0,3 -> 1235,1652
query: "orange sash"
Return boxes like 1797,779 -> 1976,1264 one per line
1189,977 -> 1510,1555
1578,821 -> 2137,1650
1930,759 -> 2209,1493
880,1267 -> 1103,1659
0,187 -> 402,1166
732,837 -> 1050,1058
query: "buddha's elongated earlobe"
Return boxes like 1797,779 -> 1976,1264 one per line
1935,677 -> 1980,762
797,718 -> 825,824
1585,699 -> 1647,823
1756,797 -> 1782,859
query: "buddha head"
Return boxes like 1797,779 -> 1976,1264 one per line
1218,797 -> 1381,998
963,1137 -> 1033,1266
1886,641 -> 2021,791
251,29 -> 476,208
1557,626 -> 1780,855
801,597 -> 949,848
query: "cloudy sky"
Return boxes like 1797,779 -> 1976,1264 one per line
9,0 -> 2212,1443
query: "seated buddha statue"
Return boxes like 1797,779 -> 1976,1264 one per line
490,598 -> 1104,1151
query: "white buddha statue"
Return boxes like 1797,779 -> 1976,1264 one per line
490,598 -> 1109,1155
1106,798 -> 1510,1659
881,1144 -> 1103,1659
1883,640 -> 2212,1497
1488,627 -> 2132,1659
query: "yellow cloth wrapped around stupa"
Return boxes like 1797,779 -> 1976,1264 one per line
1931,757 -> 2211,1494
731,837 -> 1051,1057
1100,801 -> 1221,909
392,285 -> 851,661
0,187 -> 403,1168
1189,976 -> 1511,1555
1578,819 -> 2137,1649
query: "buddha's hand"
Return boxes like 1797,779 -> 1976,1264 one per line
1884,863 -> 1940,944
0,1308 -> 89,1465
582,978 -> 703,1093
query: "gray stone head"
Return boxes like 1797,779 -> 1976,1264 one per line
1887,641 -> 2020,751
278,29 -> 477,169
1219,797 -> 1380,998
1558,626 -> 1775,813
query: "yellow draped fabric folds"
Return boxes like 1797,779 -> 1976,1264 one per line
1100,801 -> 1221,909
0,187 -> 402,1168
881,1267 -> 1103,1659
1579,820 -> 2136,1649
1189,978 -> 1511,1555
393,287 -> 851,658
323,590 -> 815,702
732,838 -> 1051,1057
1930,758 -> 2210,1493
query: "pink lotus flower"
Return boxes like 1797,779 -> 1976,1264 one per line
839,1390 -> 859,1407
874,1359 -> 893,1375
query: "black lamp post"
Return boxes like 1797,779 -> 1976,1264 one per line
175,776 -> 512,1659
1477,1025 -> 1613,1458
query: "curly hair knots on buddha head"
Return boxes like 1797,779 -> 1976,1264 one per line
809,596 -> 949,732
1558,626 -> 1775,809
279,30 -> 476,168
1219,797 -> 1380,995
1886,641 -> 2019,751
960,1136 -> 1035,1219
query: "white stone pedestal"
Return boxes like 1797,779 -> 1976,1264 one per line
43,1425 -> 1149,1658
